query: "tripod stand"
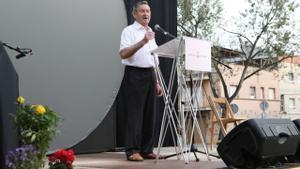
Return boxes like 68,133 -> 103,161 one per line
151,35 -> 232,163
161,73 -> 205,162
161,112 -> 202,161
153,37 -> 214,163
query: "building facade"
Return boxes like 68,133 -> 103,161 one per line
279,57 -> 300,119
221,64 -> 281,118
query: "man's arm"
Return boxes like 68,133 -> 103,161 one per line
154,68 -> 163,97
119,39 -> 147,59
119,31 -> 155,59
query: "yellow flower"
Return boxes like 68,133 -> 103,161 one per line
17,96 -> 25,104
34,105 -> 46,115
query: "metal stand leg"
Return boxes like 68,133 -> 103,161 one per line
152,37 -> 215,163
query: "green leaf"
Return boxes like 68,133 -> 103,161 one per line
25,131 -> 33,138
31,133 -> 36,142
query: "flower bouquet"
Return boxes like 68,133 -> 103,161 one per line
13,96 -> 60,168
48,149 -> 75,169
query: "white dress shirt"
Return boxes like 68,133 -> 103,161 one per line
120,21 -> 159,68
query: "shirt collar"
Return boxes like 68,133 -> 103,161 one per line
133,21 -> 151,31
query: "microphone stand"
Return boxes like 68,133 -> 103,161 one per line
2,42 -> 33,59
162,31 -> 176,39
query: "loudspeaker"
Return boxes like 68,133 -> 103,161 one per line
287,119 -> 300,162
217,119 -> 300,169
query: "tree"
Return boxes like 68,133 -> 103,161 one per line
213,0 -> 300,103
177,0 -> 223,99
177,0 -> 223,40
178,0 -> 300,103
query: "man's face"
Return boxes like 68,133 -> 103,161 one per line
133,4 -> 151,27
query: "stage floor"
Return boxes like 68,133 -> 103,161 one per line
71,147 -> 300,169
73,150 -> 225,169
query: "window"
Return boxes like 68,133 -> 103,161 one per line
280,95 -> 285,111
230,85 -> 237,98
260,87 -> 265,99
288,73 -> 294,82
249,87 -> 256,99
289,98 -> 296,109
268,88 -> 275,100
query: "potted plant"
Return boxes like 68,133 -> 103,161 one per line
48,149 -> 75,169
13,96 -> 60,168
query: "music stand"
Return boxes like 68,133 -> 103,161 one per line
152,36 -> 212,163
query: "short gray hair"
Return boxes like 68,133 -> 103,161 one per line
132,1 -> 149,13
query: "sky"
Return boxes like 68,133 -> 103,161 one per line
222,0 -> 300,25
223,0 -> 246,17
219,0 -> 300,51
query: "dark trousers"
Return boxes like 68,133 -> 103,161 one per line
120,66 -> 156,156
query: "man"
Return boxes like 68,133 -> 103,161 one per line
119,1 -> 162,162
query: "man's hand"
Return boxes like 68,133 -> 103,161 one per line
120,31 -> 155,59
156,83 -> 163,97
142,31 -> 155,43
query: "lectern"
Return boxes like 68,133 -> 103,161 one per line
152,37 -> 211,163
0,42 -> 19,168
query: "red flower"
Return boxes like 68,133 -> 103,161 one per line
48,149 -> 75,169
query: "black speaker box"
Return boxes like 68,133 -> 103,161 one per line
217,119 -> 300,169
287,119 -> 300,162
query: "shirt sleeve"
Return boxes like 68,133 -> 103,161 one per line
119,28 -> 132,51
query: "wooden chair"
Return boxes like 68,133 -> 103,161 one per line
206,96 -> 244,150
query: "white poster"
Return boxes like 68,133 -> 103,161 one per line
184,36 -> 211,72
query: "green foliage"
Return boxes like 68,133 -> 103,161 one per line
177,0 -> 223,39
230,0 -> 299,57
178,0 -> 300,102
14,96 -> 60,168
218,0 -> 300,102
49,163 -> 70,169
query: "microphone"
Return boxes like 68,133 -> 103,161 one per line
15,53 -> 26,59
15,47 -> 32,59
154,24 -> 167,35
154,24 -> 176,38
2,42 -> 32,59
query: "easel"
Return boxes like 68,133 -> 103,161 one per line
205,93 -> 244,150
152,36 -> 212,163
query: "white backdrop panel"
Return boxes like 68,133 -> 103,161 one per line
0,0 -> 126,150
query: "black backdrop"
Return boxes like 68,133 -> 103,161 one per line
117,0 -> 177,147
73,0 -> 177,153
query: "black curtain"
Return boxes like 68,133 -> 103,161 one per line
123,0 -> 177,44
0,42 -> 19,168
117,0 -> 177,147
